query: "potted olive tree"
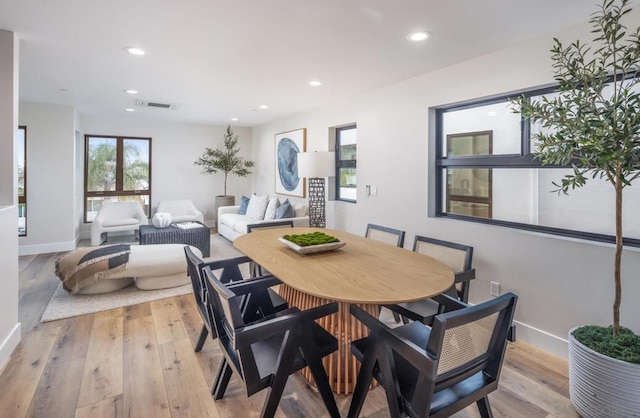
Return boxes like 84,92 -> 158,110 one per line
194,125 -> 255,216
512,1 -> 640,416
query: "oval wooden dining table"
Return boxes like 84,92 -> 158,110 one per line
233,227 -> 454,395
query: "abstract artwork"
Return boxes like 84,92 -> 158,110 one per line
275,128 -> 306,197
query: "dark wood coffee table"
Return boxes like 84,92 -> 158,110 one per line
139,222 -> 210,257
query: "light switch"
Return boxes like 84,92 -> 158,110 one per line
370,186 -> 378,197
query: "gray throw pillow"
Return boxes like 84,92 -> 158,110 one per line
275,199 -> 294,219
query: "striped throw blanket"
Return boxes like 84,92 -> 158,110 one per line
55,245 -> 131,294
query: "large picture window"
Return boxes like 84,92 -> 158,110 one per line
17,126 -> 26,236
434,85 -> 640,246
335,125 -> 357,202
84,135 -> 151,222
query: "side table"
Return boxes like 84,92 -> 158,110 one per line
139,222 -> 210,257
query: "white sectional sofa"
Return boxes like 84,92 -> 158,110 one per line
217,204 -> 309,241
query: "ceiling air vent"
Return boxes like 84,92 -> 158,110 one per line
135,99 -> 181,110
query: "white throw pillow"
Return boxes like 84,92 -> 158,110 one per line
246,194 -> 269,220
294,203 -> 308,217
264,197 -> 280,220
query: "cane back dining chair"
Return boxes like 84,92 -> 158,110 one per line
365,223 -> 406,323
247,220 -> 295,277
365,223 -> 406,248
386,235 -> 475,326
183,246 -> 288,352
203,267 -> 341,418
349,292 -> 518,418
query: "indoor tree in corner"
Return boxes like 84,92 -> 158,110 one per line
194,125 -> 255,199
512,0 -> 640,416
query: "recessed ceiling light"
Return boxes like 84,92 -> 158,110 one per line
125,108 -> 135,112
231,118 -> 239,121
259,105 -> 269,109
309,80 -> 322,87
125,47 -> 146,56
407,31 -> 430,42
125,89 -> 138,94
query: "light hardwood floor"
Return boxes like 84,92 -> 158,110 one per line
0,250 -> 579,418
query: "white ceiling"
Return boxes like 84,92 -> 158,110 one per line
0,0 -> 606,127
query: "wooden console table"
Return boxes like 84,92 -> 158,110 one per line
234,227 -> 453,395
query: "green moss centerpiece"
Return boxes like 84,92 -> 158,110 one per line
282,232 -> 340,246
279,232 -> 345,254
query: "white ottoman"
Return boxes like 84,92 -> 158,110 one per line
77,244 -> 202,294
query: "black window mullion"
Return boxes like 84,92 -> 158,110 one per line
433,80 -> 640,246
116,138 -> 124,191
335,124 -> 357,202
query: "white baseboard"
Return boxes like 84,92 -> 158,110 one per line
19,240 -> 76,256
513,320 -> 569,359
0,323 -> 21,374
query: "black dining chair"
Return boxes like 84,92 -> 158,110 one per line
386,235 -> 475,326
183,246 -> 288,351
348,292 -> 518,418
365,223 -> 406,323
203,266 -> 341,418
365,223 -> 406,248
247,220 -> 295,277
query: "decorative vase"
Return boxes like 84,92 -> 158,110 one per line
152,212 -> 172,228
568,327 -> 640,417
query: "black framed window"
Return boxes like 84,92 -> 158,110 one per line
84,135 -> 151,223
434,85 -> 640,246
17,126 -> 26,236
335,125 -> 357,202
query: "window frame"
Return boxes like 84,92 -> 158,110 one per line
335,124 -> 357,203
84,134 -> 152,223
433,86 -> 640,248
18,125 -> 27,236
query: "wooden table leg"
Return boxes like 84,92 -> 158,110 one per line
280,284 -> 378,395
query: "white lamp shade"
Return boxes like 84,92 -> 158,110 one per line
297,151 -> 335,178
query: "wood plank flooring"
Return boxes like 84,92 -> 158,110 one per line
0,250 -> 579,417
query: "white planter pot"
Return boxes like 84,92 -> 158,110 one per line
569,327 -> 640,417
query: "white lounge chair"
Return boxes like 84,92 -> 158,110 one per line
90,201 -> 149,246
156,199 -> 204,223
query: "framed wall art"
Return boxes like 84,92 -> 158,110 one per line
274,128 -> 306,197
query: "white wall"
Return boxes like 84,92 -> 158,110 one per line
19,103 -> 77,255
79,115 -> 254,234
0,29 -> 21,371
251,19 -> 640,358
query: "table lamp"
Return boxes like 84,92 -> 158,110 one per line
297,151 -> 335,228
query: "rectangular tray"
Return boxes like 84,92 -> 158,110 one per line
278,237 -> 346,254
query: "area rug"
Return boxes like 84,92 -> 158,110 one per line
41,233 -> 242,322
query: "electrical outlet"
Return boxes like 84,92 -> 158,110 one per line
203,209 -> 209,216
490,281 -> 500,297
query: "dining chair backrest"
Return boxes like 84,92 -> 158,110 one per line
203,266 -> 341,417
413,235 -> 472,273
348,292 -> 518,418
247,220 -> 294,277
247,220 -> 294,233
184,246 -> 258,347
413,235 -> 473,302
429,293 -> 516,388
365,223 -> 405,248
204,267 -> 262,381
184,246 -> 209,321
